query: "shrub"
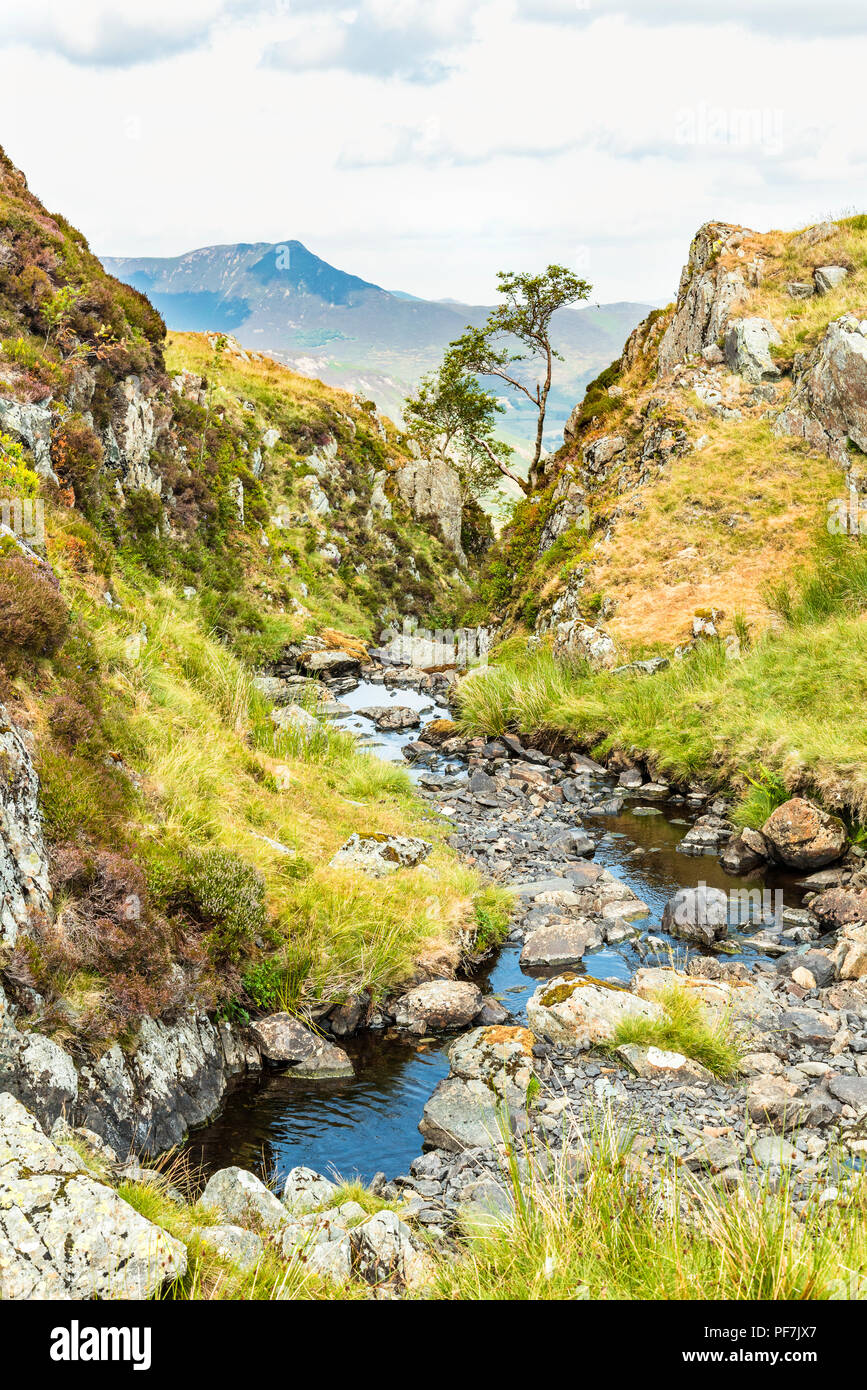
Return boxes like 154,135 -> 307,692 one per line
47,694 -> 96,747
50,415 -> 104,507
151,845 -> 267,965
0,556 -> 68,671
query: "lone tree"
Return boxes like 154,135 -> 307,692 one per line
404,351 -> 529,498
453,265 -> 591,491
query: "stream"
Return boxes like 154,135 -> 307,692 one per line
188,681 -> 805,1186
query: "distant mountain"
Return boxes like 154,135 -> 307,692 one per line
102,240 -> 652,453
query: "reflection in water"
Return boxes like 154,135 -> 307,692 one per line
189,780 -> 807,1187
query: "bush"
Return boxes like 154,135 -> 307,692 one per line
151,845 -> 267,964
0,556 -> 68,671
50,415 -> 104,507
47,694 -> 96,747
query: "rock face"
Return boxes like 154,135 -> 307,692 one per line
550,618 -> 617,669
526,975 -> 663,1048
538,470 -> 587,552
658,222 -> 750,374
724,317 -> 782,383
248,1014 -> 354,1078
396,455 -> 466,565
761,798 -> 849,870
0,1093 -> 187,1299
392,980 -> 482,1033
329,832 -> 433,876
661,885 -> 729,946
0,705 -> 53,947
775,314 -> 867,467
75,1012 -> 243,1156
0,1021 -> 78,1131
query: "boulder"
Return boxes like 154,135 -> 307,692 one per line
526,975 -> 663,1048
392,980 -> 482,1033
719,826 -> 768,873
282,1166 -> 338,1214
419,1075 -> 527,1151
271,704 -> 320,737
0,1094 -> 187,1299
0,1028 -> 78,1132
446,1025 -> 536,1096
810,888 -> 867,931
200,1166 -> 288,1231
724,317 -> 782,383
396,454 -> 466,565
775,314 -> 867,466
520,919 -> 604,969
248,1014 -> 353,1078
0,705 -> 53,947
813,265 -> 849,295
300,649 -> 360,677
351,1209 -> 434,1289
329,832 -> 432,876
747,1076 -> 809,1133
661,885 -> 729,946
196,1223 -> 264,1271
761,798 -> 848,869
357,706 -> 420,731
617,1044 -> 712,1083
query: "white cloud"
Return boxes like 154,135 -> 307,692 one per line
516,0 -> 867,38
0,0 -> 863,308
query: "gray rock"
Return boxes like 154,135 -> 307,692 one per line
351,1209 -> 433,1288
197,1223 -> 264,1271
526,976 -> 663,1048
0,1028 -> 78,1130
813,266 -> 849,295
282,1166 -> 339,1213
329,832 -> 432,876
200,1166 -> 288,1231
0,705 -> 53,947
520,919 -> 604,969
661,885 -> 729,945
761,798 -> 848,870
393,980 -> 482,1033
724,317 -> 782,383
0,1094 -> 186,1299
249,1014 -> 353,1078
775,314 -> 867,466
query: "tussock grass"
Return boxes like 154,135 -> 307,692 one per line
436,1118 -> 867,1301
611,982 -> 744,1080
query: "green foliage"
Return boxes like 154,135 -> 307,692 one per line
0,556 -> 68,672
0,431 -> 39,497
733,765 -> 790,829
150,845 -> 267,964
611,982 -> 743,1079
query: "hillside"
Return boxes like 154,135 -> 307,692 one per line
101,241 -> 651,455
0,145 -> 501,1153
460,215 -> 867,818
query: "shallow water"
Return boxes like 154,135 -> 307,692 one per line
188,706 -> 805,1187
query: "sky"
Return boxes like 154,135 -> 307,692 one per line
0,0 -> 865,307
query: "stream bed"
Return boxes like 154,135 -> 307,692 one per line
188,689 -> 806,1187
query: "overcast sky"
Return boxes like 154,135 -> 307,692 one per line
1,0 -> 865,306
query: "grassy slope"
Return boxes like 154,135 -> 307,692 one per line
460,215 -> 867,820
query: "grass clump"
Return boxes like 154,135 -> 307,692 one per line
611,982 -> 744,1080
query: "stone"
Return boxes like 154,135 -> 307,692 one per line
271,704 -> 320,738
520,919 -> 604,969
658,222 -> 749,373
392,980 -> 482,1033
357,706 -> 420,731
750,1135 -> 799,1167
775,314 -> 867,466
827,1075 -> 867,1111
0,1094 -> 186,1299
747,1076 -> 808,1132
551,618 -> 617,670
350,1209 -> 433,1289
446,1025 -> 536,1097
813,266 -> 849,295
0,1028 -> 78,1131
724,317 -> 782,383
776,951 -> 836,990
0,705 -> 53,947
197,1223 -> 264,1271
248,1015 -> 354,1078
810,888 -> 867,930
661,885 -> 729,946
300,649 -> 360,677
616,1044 -> 712,1083
526,975 -> 663,1048
329,832 -> 432,876
419,1076 -> 527,1152
282,1166 -> 339,1213
719,827 -> 768,873
200,1166 -> 288,1231
761,798 -> 848,869
396,455 -> 465,564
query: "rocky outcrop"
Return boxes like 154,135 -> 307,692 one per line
248,1013 -> 353,1078
550,618 -> 617,669
419,1025 -> 536,1152
724,317 -> 781,383
775,314 -> 867,471
538,469 -> 588,553
0,1093 -> 187,1299
0,705 -> 52,947
104,374 -> 171,494
396,454 -> 466,565
658,223 -> 751,375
